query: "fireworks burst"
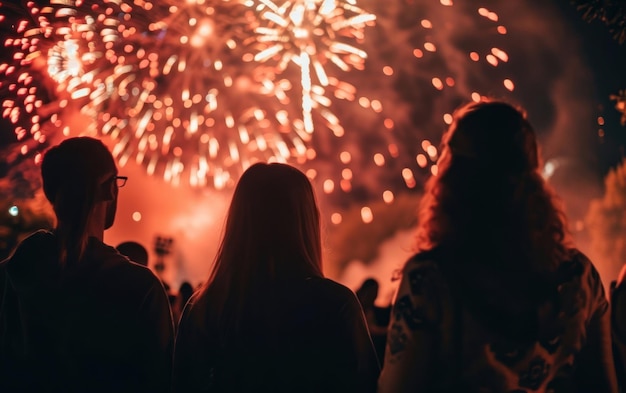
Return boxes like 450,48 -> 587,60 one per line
1,0 -> 526,224
249,0 -> 375,135
0,1 -> 71,200
81,0 -> 314,188
0,2 -> 56,160
0,0 -> 378,189
3,0 -> 606,289
291,0 -> 523,225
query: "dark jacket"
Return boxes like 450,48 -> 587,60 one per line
0,230 -> 175,393
172,276 -> 380,393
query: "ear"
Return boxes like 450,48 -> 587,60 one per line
97,179 -> 116,202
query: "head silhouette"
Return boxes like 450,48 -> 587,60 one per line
201,162 -> 323,336
443,100 -> 538,174
356,278 -> 379,308
116,241 -> 149,267
41,137 -> 119,266
214,162 -> 323,280
416,99 -> 569,271
178,281 -> 194,306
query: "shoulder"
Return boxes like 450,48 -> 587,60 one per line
296,277 -> 363,316
6,230 -> 55,260
390,252 -> 448,334
400,251 -> 447,295
310,276 -> 356,296
89,239 -> 164,292
306,277 -> 361,304
559,249 -> 608,317
3,230 -> 56,276
562,249 -> 603,288
93,239 -> 150,273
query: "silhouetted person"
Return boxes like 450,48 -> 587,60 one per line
116,240 -> 149,266
378,100 -> 618,392
611,263 -> 626,390
172,163 -> 379,393
173,281 -> 194,326
356,278 -> 391,362
0,137 -> 174,393
178,282 -> 193,308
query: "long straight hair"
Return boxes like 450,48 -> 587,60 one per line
198,163 -> 323,340
41,137 -> 116,267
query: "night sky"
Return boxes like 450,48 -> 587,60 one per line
557,1 -> 625,174
1,0 -> 625,295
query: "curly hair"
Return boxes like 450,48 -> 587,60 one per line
415,100 -> 571,273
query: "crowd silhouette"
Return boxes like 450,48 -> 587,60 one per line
0,99 -> 624,392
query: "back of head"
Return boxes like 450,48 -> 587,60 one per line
416,99 -> 569,273
356,278 -> 379,306
446,101 -> 538,174
217,162 -> 322,281
41,137 -> 116,266
116,241 -> 149,266
202,163 -> 323,336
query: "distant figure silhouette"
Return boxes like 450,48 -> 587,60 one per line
0,137 -> 174,393
356,278 -> 391,362
173,281 -> 195,326
116,240 -> 149,266
178,281 -> 194,309
172,163 -> 379,393
378,100 -> 618,392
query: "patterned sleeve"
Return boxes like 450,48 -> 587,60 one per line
378,256 -> 446,393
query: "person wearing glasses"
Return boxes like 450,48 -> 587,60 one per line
0,137 -> 174,392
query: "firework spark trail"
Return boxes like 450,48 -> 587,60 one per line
1,0 -> 381,191
2,0 -> 523,211
71,0 -> 311,188
2,0 -> 319,188
5,0 -> 605,288
290,0 -> 522,226
0,1 -> 58,162
249,0 -> 376,136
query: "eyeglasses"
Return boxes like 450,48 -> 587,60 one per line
116,176 -> 128,188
